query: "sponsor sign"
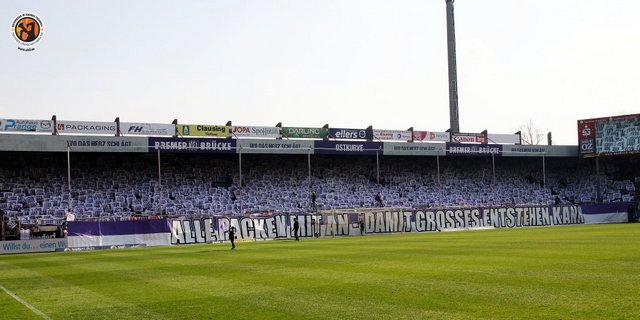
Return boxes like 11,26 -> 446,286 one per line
231,126 -> 281,138
64,137 -> 146,152
502,145 -> 577,157
579,121 -> 596,140
314,141 -> 383,155
56,120 -> 117,135
373,129 -> 412,141
281,127 -> 328,139
177,124 -> 230,138
328,128 -> 370,140
412,131 -> 450,142
383,142 -> 445,156
1,238 -> 67,255
237,139 -> 313,154
446,143 -> 502,156
0,119 -> 53,133
0,135 -> 148,152
502,145 -> 546,156
451,132 -> 487,144
65,137 -> 145,152
120,122 -> 175,136
580,139 -> 595,154
149,137 -> 236,153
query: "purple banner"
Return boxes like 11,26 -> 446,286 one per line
314,141 -> 383,155
446,143 -> 503,156
149,137 -> 236,153
68,219 -> 172,237
580,202 -> 630,215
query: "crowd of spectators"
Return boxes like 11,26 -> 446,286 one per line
0,153 -> 637,225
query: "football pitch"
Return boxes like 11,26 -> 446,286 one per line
1,224 -> 639,320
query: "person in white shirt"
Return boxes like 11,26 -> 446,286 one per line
65,209 -> 75,222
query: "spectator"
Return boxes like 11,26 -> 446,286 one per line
375,192 -> 383,208
310,191 -> 317,212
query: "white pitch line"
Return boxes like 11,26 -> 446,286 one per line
0,284 -> 51,320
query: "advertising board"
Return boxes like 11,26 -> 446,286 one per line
0,119 -> 53,133
56,120 -> 117,135
231,126 -> 280,138
120,122 -> 175,136
177,124 -> 231,138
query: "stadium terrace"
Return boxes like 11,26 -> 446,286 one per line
0,115 -> 638,253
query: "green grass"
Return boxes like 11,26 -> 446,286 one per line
1,224 -> 639,320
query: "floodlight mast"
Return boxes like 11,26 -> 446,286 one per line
446,0 -> 460,133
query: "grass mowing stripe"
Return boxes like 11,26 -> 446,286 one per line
0,284 -> 51,320
0,256 -> 169,320
0,289 -> 41,320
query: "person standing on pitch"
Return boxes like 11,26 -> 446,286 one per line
293,217 -> 299,241
229,226 -> 236,250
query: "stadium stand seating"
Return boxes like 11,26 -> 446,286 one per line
0,153 -> 637,224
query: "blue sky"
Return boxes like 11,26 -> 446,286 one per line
2,0 -> 639,145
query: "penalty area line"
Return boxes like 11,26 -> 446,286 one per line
0,284 -> 51,320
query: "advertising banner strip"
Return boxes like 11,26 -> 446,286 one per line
0,238 -> 68,255
328,128 -> 370,140
281,127 -> 328,139
314,141 -> 383,155
178,124 -> 230,138
446,143 -> 503,156
231,126 -> 281,138
120,122 -> 175,136
412,131 -> 450,142
0,119 -> 53,133
149,137 -> 236,153
373,129 -> 412,141
237,139 -> 313,154
56,120 -> 118,135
